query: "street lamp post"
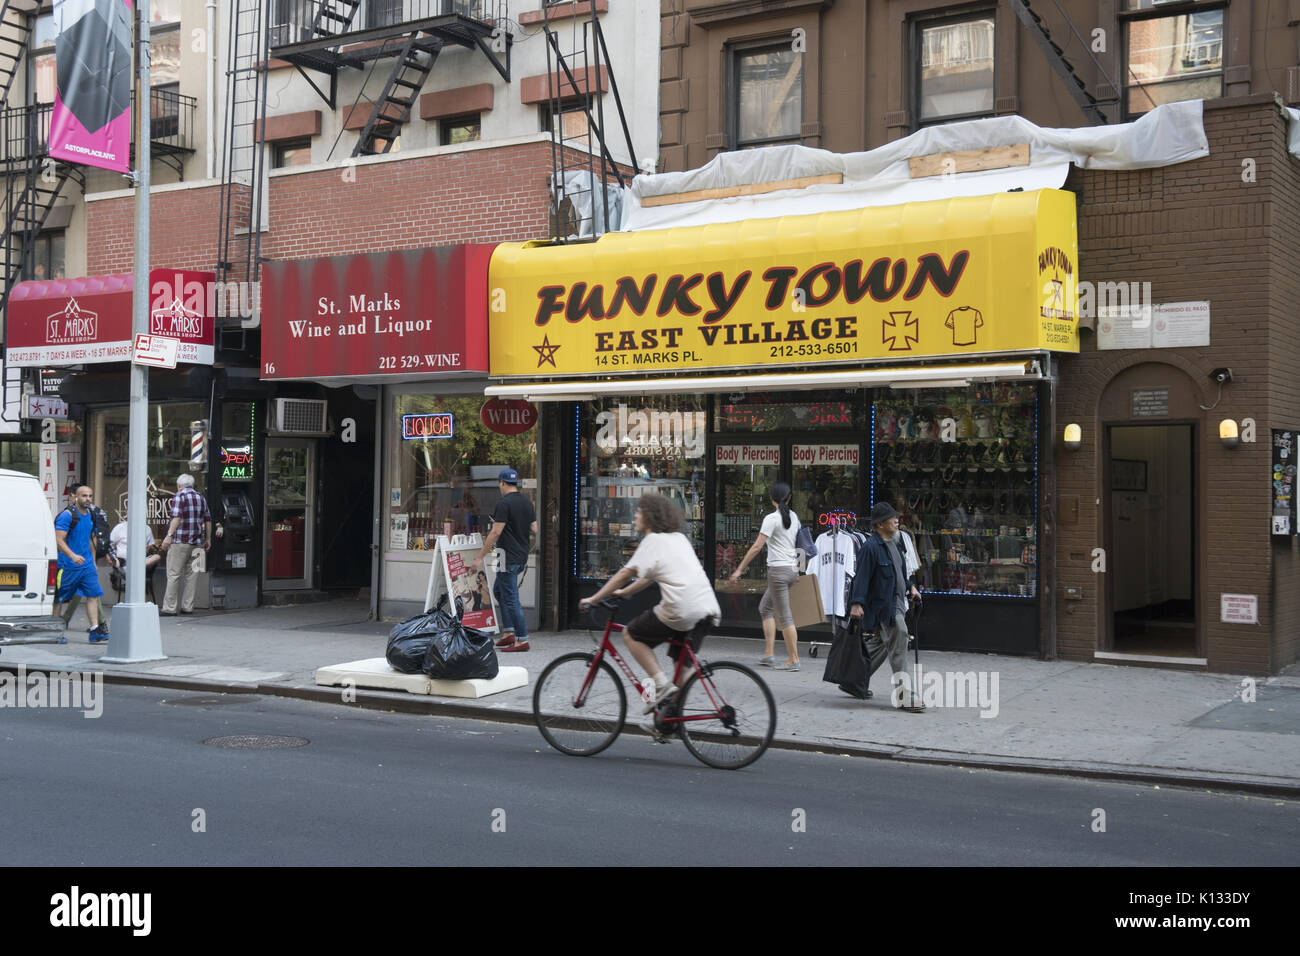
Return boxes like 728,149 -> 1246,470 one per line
103,0 -> 164,663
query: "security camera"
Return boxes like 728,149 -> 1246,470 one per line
1209,367 -> 1233,384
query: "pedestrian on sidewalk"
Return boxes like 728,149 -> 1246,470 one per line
849,501 -> 925,712
160,474 -> 211,616
109,516 -> 162,602
52,485 -> 110,642
470,468 -> 536,652
729,482 -> 801,672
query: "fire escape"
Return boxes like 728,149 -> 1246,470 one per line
1009,0 -> 1120,124
540,1 -> 635,241
267,1 -> 512,156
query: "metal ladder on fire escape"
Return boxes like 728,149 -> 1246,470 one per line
0,0 -> 35,107
541,2 -> 636,241
1010,0 -> 1119,125
216,0 -> 270,346
353,33 -> 442,156
311,0 -> 362,40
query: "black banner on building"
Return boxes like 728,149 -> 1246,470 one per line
1271,430 -> 1297,536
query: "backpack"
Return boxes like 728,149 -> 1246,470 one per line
61,505 -> 110,560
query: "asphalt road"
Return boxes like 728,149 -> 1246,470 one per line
2,685 -> 1296,867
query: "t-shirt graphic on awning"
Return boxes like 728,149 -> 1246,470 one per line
945,306 -> 984,347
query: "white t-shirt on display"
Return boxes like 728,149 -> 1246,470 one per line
812,530 -> 857,617
761,509 -> 800,568
624,532 -> 722,631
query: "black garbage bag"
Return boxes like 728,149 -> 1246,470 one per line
822,617 -> 869,696
386,603 -> 458,674
423,617 -> 499,681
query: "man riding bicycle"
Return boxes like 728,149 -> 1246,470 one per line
580,493 -> 721,727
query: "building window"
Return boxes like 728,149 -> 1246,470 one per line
729,42 -> 803,149
32,231 -> 66,281
272,138 -> 313,168
368,0 -> 404,29
916,11 -> 995,125
33,5 -> 181,107
541,95 -> 594,143
440,114 -> 481,146
1124,6 -> 1224,116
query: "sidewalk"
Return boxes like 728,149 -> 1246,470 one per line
4,600 -> 1299,795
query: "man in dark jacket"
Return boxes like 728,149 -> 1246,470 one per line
849,501 -> 925,712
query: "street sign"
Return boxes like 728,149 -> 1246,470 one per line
132,333 -> 179,369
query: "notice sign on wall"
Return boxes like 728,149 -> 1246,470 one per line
1220,594 -> 1259,625
1271,430 -> 1297,536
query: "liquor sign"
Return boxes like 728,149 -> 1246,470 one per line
480,398 -> 538,435
260,246 -> 494,381
489,189 -> 1079,378
402,412 -> 454,440
5,270 -> 216,368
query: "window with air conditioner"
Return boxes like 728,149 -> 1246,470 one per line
1124,5 -> 1224,117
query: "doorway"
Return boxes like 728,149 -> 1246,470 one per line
1107,424 -> 1196,656
264,438 -> 315,589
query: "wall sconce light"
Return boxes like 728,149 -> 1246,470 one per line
1063,423 -> 1082,450
1220,419 -> 1240,449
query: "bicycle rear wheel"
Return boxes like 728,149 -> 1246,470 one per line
675,661 -> 776,769
533,652 -> 627,756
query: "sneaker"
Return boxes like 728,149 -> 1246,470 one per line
838,684 -> 872,700
500,640 -> 530,653
57,634 -> 68,645
772,660 -> 801,672
642,681 -> 677,715
88,627 -> 110,643
494,632 -> 516,648
757,655 -> 777,667
900,702 -> 927,713
638,711 -> 673,743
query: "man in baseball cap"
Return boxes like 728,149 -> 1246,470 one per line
847,501 -> 925,712
470,467 -> 537,651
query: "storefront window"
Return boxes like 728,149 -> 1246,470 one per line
872,382 -> 1037,597
0,441 -> 40,478
577,397 -> 708,579
90,403 -> 210,539
387,393 -> 537,552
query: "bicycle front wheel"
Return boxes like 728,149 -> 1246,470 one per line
675,661 -> 776,770
533,652 -> 627,756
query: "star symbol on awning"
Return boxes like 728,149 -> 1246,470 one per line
533,334 -> 561,368
882,311 -> 918,351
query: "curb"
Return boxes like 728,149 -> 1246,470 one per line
6,662 -> 1300,798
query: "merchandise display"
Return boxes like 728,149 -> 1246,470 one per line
872,383 -> 1038,597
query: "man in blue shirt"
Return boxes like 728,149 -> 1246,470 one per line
53,485 -> 109,643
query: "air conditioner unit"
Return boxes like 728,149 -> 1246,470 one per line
268,22 -> 306,48
272,398 -> 329,434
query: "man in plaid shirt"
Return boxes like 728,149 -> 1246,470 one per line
160,473 -> 212,615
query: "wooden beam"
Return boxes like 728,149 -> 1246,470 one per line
639,173 -> 844,208
909,144 -> 1030,179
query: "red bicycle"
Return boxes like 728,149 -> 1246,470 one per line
532,599 -> 777,769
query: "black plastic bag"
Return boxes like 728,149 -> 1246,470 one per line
423,617 -> 499,681
822,618 -> 869,695
386,604 -> 458,674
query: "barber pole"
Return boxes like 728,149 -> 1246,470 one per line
191,420 -> 208,467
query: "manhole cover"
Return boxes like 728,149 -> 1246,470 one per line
202,734 -> 310,750
162,695 -> 260,706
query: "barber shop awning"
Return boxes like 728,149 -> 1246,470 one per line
5,269 -> 216,368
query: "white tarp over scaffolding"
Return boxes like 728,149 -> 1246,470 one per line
1288,107 -> 1300,159
622,100 -> 1213,233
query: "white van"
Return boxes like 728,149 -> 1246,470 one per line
0,468 -> 66,646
